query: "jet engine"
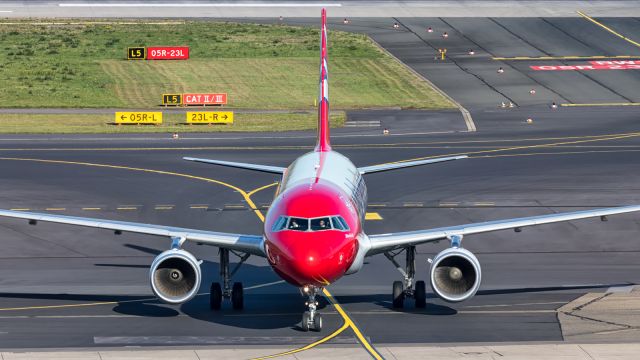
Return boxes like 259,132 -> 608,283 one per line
150,249 -> 202,304
429,247 -> 481,302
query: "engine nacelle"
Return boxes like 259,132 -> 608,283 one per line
429,247 -> 481,302
150,249 -> 202,304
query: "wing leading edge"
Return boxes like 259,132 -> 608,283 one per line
0,209 -> 265,256
183,157 -> 285,174
366,205 -> 640,255
358,155 -> 467,174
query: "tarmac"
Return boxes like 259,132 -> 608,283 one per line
2,2 -> 640,359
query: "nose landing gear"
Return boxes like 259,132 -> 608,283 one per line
386,246 -> 426,308
300,286 -> 323,332
210,248 -> 250,311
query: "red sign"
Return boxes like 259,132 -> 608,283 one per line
183,93 -> 227,105
146,46 -> 189,60
531,64 -> 640,71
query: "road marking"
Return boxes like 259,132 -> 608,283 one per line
247,182 -> 279,197
439,202 -> 459,207
117,206 -> 138,211
249,322 -> 349,360
45,208 -> 65,211
403,202 -> 423,207
561,103 -> 640,107
59,3 -> 342,7
493,55 -> 638,61
82,207 -> 102,211
244,280 -> 286,291
391,132 -> 640,166
368,204 -> 387,208
0,11 -> 13,13
189,205 -> 209,209
474,202 -> 495,207
224,204 -> 246,209
154,205 -> 174,210
365,212 -> 383,220
9,208 -> 30,211
323,289 -> 384,360
577,11 -> 640,48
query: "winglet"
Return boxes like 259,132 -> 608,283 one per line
315,8 -> 331,152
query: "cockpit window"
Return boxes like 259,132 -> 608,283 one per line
331,216 -> 347,230
272,216 -> 288,232
272,215 -> 349,232
310,217 -> 331,231
287,217 -> 309,231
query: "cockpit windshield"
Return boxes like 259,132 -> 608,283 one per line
272,215 -> 349,232
287,217 -> 309,231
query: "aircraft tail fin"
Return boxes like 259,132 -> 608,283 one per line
315,8 -> 331,152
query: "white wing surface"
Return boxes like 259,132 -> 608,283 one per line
367,205 -> 640,255
0,209 -> 265,256
358,156 -> 467,174
183,157 -> 285,174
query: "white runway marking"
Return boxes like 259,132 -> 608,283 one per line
244,280 -> 286,291
59,3 -> 341,7
0,10 -> 13,13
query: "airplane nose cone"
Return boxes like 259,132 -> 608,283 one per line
267,232 -> 357,287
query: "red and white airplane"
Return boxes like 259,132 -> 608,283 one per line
1,9 -> 640,332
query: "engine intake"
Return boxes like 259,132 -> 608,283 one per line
429,247 -> 481,302
150,249 -> 201,304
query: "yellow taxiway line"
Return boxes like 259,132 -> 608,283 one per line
577,10 -> 640,48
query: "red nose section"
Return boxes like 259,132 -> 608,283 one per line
266,231 -> 357,287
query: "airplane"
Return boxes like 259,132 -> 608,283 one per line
1,9 -> 640,332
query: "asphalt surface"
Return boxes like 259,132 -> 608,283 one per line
1,106 -> 640,349
1,13 -> 640,356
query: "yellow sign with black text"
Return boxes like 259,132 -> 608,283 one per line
186,112 -> 233,124
115,112 -> 162,125
162,94 -> 182,105
127,47 -> 146,60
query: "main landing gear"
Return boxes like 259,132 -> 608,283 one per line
385,246 -> 426,309
300,286 -> 323,332
210,248 -> 250,311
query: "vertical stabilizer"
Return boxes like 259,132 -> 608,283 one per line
315,8 -> 332,152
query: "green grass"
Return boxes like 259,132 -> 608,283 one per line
0,20 -> 454,110
0,112 -> 346,133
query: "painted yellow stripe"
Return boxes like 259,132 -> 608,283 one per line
368,204 -> 387,207
561,103 -> 640,107
249,322 -> 350,360
225,205 -> 246,209
117,207 -> 138,210
383,132 -> 640,166
577,10 -> 640,48
45,208 -> 65,211
365,212 -> 383,220
493,55 -> 638,61
82,207 -> 101,211
189,205 -> 209,209
9,208 -> 30,211
247,182 -> 279,197
154,206 -> 174,210
439,202 -> 459,207
323,289 -> 384,360
403,202 -> 423,207
474,202 -> 495,207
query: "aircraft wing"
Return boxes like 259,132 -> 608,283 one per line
0,209 -> 265,256
366,205 -> 640,255
183,157 -> 285,174
358,156 -> 467,174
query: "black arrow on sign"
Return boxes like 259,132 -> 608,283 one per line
222,114 -> 228,120
120,115 -> 126,120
